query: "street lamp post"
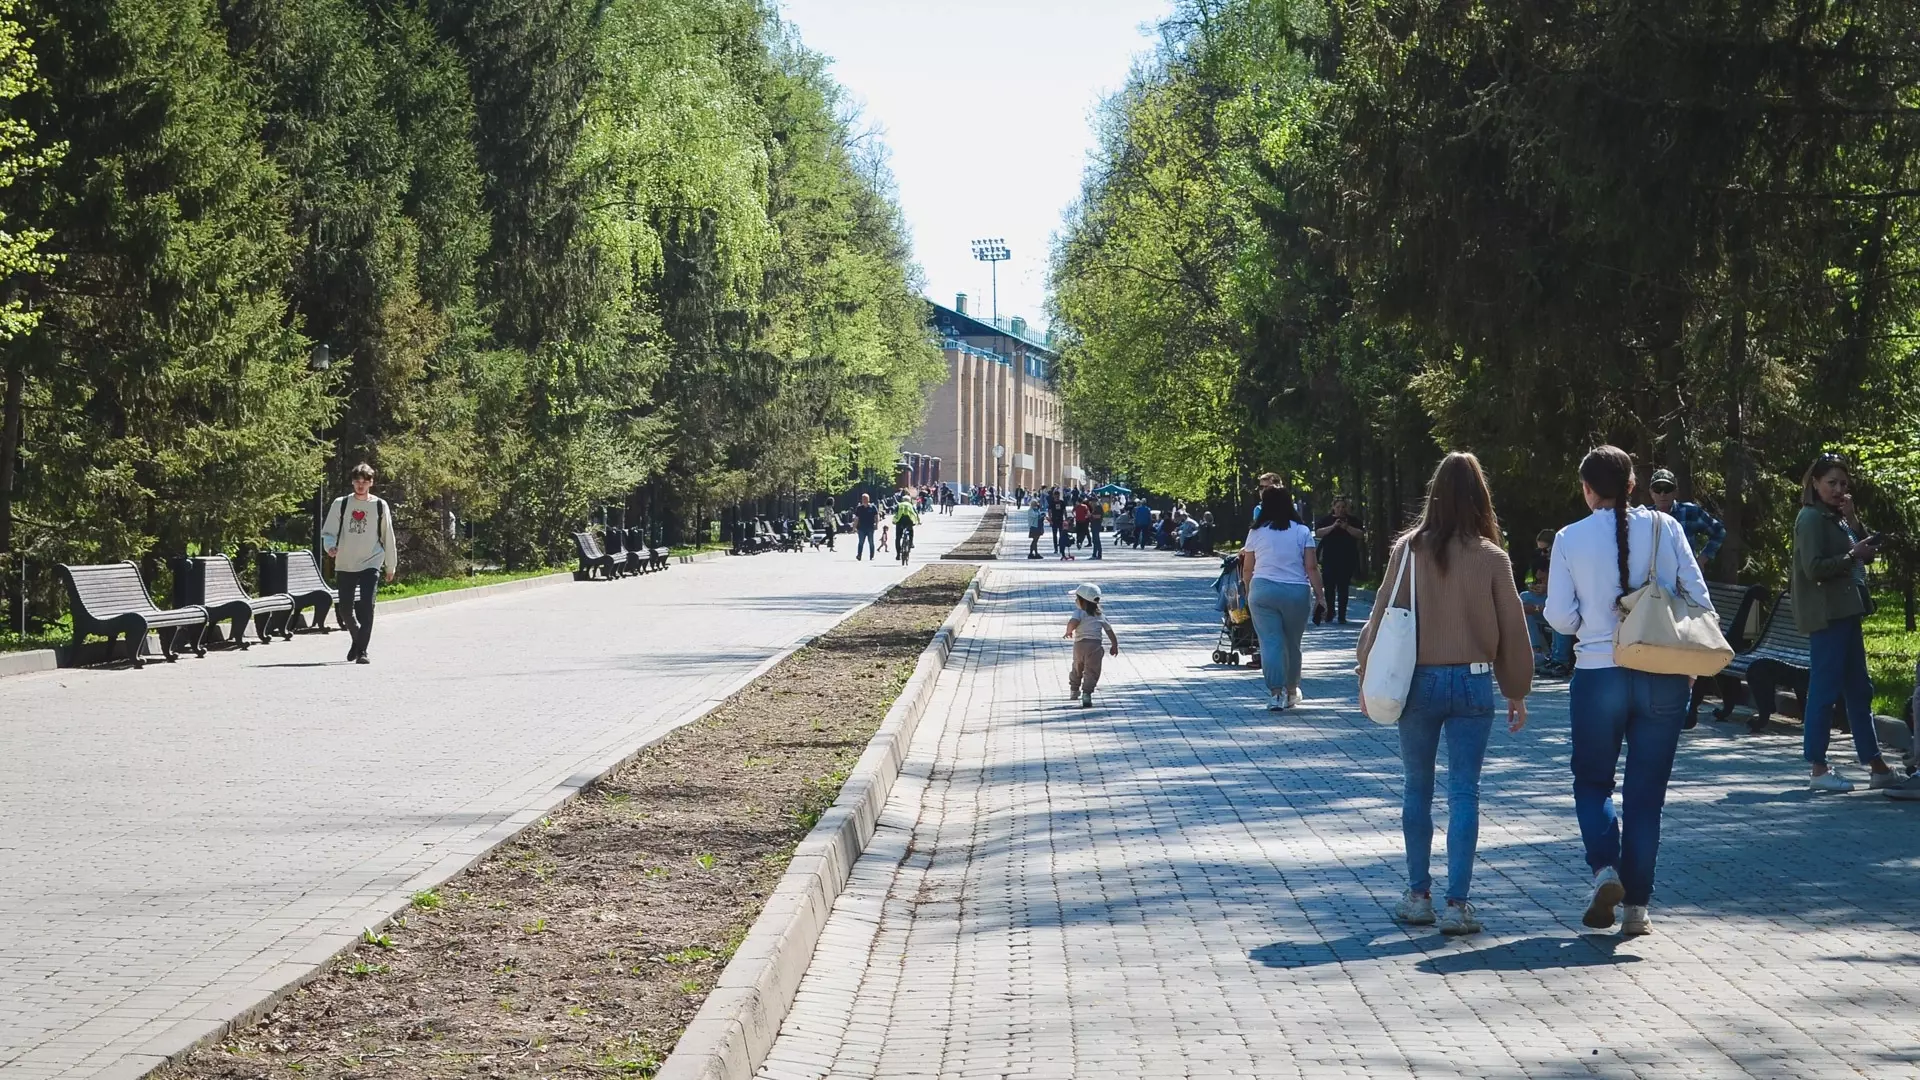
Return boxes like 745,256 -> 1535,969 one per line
307,345 -> 334,557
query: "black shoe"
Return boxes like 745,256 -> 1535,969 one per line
355,654 -> 371,665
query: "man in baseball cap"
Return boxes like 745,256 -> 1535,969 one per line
1648,467 -> 1725,566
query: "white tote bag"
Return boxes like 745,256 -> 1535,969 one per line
1361,543 -> 1418,724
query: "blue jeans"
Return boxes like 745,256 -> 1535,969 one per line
856,528 -> 875,560
1398,665 -> 1496,902
1090,524 -> 1103,558
1525,609 -> 1573,665
1247,578 -> 1311,697
1804,615 -> 1880,766
1569,666 -> 1688,906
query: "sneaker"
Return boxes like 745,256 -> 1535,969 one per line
1438,901 -> 1482,936
1884,773 -> 1920,800
1809,769 -> 1856,793
1620,905 -> 1652,936
1583,867 -> 1624,929
1286,688 -> 1304,709
1266,697 -> 1286,712
1080,692 -> 1093,709
1869,769 -> 1903,791
1393,890 -> 1435,926
355,654 -> 371,665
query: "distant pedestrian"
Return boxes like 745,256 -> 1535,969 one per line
1132,500 -> 1152,548
1028,499 -> 1045,560
1073,499 -> 1091,548
1063,583 -> 1120,708
321,463 -> 397,665
1792,454 -> 1899,793
1240,485 -> 1324,710
1357,452 -> 1532,937
853,494 -> 878,561
1546,445 -> 1713,937
1089,504 -> 1104,560
1313,497 -> 1366,624
1648,468 -> 1725,567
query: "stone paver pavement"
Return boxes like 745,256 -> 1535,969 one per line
760,532 -> 1920,1079
0,509 -> 977,1080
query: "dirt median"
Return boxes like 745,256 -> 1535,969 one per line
162,563 -> 976,1080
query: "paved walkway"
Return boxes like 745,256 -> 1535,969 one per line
0,510 -> 978,1080
760,529 -> 1920,1079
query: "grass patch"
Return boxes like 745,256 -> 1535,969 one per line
1864,589 -> 1918,717
0,626 -> 65,654
378,566 -> 561,602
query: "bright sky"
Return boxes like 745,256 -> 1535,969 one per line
778,0 -> 1174,333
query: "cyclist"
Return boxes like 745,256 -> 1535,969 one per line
893,492 -> 920,562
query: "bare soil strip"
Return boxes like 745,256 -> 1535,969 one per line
940,506 -> 1005,560
162,564 -> 976,1080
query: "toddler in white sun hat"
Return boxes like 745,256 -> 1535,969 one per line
1064,582 -> 1121,708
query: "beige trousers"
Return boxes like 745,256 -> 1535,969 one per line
1070,638 -> 1105,695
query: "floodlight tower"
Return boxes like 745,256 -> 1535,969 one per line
970,238 -> 1011,325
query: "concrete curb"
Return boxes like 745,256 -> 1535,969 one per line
656,570 -> 986,1080
0,552 -> 731,682
0,647 -> 57,679
90,565 -> 920,1080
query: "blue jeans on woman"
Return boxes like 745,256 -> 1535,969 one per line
1804,614 -> 1880,766
1398,664 -> 1496,902
1247,578 -> 1312,698
1569,666 -> 1688,907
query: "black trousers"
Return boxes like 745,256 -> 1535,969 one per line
338,567 -> 379,657
1323,568 -> 1353,622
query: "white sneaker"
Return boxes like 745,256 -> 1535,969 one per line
1438,901 -> 1482,936
1583,867 -> 1624,929
1286,688 -> 1304,709
1869,769 -> 1902,791
1393,890 -> 1435,926
1809,769 -> 1856,793
1620,905 -> 1652,936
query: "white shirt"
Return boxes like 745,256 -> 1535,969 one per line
1243,521 -> 1315,585
1546,506 -> 1713,669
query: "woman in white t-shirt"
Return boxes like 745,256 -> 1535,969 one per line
1240,485 -> 1325,710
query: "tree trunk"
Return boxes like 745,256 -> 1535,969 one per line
0,362 -> 21,631
1720,302 -> 1749,580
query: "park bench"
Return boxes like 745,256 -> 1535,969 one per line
58,561 -> 208,668
603,528 -> 634,577
1686,582 -> 1769,726
1700,593 -> 1814,733
270,550 -> 340,631
175,554 -> 294,647
574,531 -> 620,580
625,527 -> 668,572
777,519 -> 805,553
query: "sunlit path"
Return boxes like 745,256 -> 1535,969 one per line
760,538 -> 1920,1079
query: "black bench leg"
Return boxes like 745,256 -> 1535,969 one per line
1746,663 -> 1783,733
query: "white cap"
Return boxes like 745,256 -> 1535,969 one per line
1071,583 -> 1102,603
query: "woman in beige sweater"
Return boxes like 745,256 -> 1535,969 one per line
1357,452 -> 1534,935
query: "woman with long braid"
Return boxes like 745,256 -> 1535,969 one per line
1546,446 -> 1713,936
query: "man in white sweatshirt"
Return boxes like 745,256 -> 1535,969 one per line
321,463 -> 398,664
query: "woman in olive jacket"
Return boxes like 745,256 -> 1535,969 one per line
1791,454 -> 1898,792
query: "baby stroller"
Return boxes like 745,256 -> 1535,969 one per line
1209,554 -> 1260,666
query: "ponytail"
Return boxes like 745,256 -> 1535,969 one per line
1578,445 -> 1637,613
1612,501 -> 1631,611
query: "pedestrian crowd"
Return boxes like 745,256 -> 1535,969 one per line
1319,445 -> 1918,942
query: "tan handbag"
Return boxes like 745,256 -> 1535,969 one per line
1613,511 -> 1734,677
